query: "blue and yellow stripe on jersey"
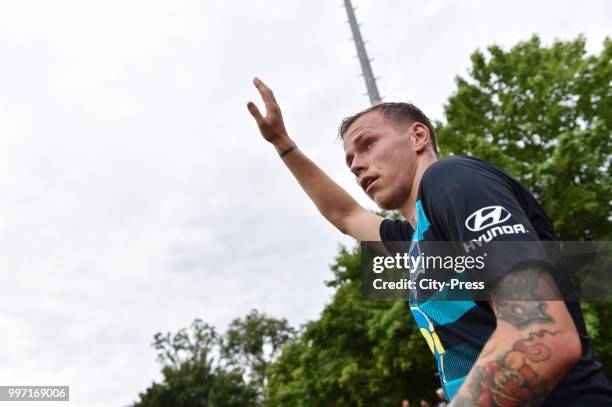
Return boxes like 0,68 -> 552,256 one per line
407,199 -> 481,400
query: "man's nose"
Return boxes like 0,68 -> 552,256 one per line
350,156 -> 367,176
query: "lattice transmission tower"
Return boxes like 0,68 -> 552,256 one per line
343,0 -> 382,106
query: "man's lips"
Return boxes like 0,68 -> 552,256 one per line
361,176 -> 379,193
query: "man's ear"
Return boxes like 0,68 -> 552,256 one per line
411,122 -> 431,153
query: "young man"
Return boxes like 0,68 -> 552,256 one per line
246,78 -> 612,405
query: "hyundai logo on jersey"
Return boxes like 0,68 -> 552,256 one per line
465,205 -> 512,232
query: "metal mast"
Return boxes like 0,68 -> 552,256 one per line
343,0 -> 382,105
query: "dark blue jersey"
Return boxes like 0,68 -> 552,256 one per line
380,155 -> 612,405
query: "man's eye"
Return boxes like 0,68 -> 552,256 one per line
367,139 -> 376,149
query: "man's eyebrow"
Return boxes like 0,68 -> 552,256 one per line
347,132 -> 367,149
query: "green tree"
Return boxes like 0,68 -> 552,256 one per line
436,35 -> 612,373
133,314 -> 294,407
267,244 -> 437,406
133,319 -> 259,407
221,309 -> 296,401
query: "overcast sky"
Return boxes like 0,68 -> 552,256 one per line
0,1 -> 609,406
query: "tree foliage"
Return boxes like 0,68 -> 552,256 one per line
436,35 -> 612,374
132,314 -> 294,407
221,309 -> 296,399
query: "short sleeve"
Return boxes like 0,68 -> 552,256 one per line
380,219 -> 414,255
380,219 -> 414,241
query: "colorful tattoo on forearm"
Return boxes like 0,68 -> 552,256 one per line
455,329 -> 560,407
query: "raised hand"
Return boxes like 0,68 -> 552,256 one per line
247,77 -> 291,146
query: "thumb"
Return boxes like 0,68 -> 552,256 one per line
247,101 -> 265,125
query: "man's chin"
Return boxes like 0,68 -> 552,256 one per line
373,194 -> 401,211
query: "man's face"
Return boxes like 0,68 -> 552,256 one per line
343,111 -> 418,210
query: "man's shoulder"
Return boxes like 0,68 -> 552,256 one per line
420,155 -> 509,195
422,155 -> 496,183
417,155 -> 523,227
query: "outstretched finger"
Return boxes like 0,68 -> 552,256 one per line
247,101 -> 265,126
253,77 -> 278,112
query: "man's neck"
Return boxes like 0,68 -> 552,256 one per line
399,154 -> 438,228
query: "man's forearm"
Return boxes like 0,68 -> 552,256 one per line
247,78 -> 370,236
274,139 -> 362,233
450,324 -> 577,406
450,266 -> 582,406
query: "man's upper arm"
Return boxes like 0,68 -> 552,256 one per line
489,264 -> 577,334
342,208 -> 384,241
